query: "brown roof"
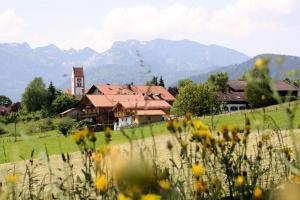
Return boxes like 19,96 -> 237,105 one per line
135,110 -> 166,116
275,81 -> 299,91
217,92 -> 247,102
0,105 -> 11,115
85,94 -> 171,111
60,108 -> 79,115
228,80 -> 299,92
227,80 -> 248,91
73,67 -> 84,77
87,84 -> 175,102
115,100 -> 171,110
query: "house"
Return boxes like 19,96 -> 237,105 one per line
60,108 -> 82,118
0,105 -> 11,116
112,100 -> 171,128
218,80 -> 299,112
79,94 -> 171,128
227,80 -> 299,97
86,84 -> 176,104
0,102 -> 21,116
217,92 -> 247,112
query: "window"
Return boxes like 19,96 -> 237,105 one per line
76,78 -> 82,87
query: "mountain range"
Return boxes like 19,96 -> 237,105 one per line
1,39 -> 299,101
189,54 -> 300,83
0,39 -> 250,101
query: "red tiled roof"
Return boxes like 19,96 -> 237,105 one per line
135,110 -> 166,116
105,95 -> 145,104
73,67 -> 84,77
228,80 -> 299,92
85,94 -> 171,111
116,100 -> 171,110
88,84 -> 175,102
86,95 -> 114,107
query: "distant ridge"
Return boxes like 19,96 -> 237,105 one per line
188,54 -> 300,84
1,39 -> 251,100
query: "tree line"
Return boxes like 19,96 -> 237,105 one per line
21,77 -> 78,115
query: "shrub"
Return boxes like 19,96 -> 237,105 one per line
75,118 -> 93,129
0,126 -> 6,135
37,118 -> 55,132
56,117 -> 74,136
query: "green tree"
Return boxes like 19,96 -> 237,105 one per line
22,77 -> 48,112
178,79 -> 194,89
0,95 -> 12,105
245,59 -> 276,108
171,83 -> 220,116
158,76 -> 165,87
146,76 -> 158,86
51,94 -> 79,114
47,81 -> 57,107
207,72 -> 229,92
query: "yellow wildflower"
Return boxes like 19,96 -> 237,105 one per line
253,187 -> 263,199
141,193 -> 161,200
95,175 -> 107,192
261,95 -> 266,101
159,179 -> 171,190
211,177 -> 220,188
186,112 -> 192,119
235,176 -> 244,187
194,181 -> 207,192
220,124 -> 229,134
6,175 -> 18,184
104,127 -> 112,138
192,164 -> 205,177
91,152 -> 101,170
73,128 -> 89,144
255,58 -> 268,70
91,152 -> 101,162
118,193 -> 132,200
193,120 -> 206,130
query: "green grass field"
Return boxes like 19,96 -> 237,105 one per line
0,102 -> 299,164
0,123 -> 168,164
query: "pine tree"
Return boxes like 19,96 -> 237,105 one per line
159,76 -> 165,87
47,81 -> 57,106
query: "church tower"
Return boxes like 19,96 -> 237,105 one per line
71,67 -> 85,97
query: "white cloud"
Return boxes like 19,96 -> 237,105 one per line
58,0 -> 295,52
0,10 -> 25,41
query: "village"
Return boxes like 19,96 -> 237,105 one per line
55,67 -> 299,131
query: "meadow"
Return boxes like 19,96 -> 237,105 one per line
0,101 -> 299,164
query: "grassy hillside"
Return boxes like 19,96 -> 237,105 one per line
0,123 -> 168,164
0,101 -> 299,164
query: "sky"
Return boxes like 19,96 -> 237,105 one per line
0,0 -> 300,57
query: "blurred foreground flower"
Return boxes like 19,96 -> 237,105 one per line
192,164 -> 205,177
159,179 -> 171,190
235,176 -> 244,187
95,175 -> 107,192
141,193 -> 161,200
253,187 -> 263,199
6,175 -> 18,184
